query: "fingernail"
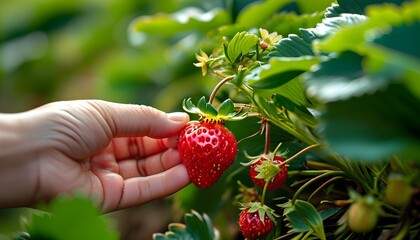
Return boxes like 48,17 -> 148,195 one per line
167,112 -> 188,122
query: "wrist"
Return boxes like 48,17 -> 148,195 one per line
0,113 -> 26,160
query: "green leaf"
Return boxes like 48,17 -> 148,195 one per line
325,0 -> 408,18
266,11 -> 325,37
154,210 -> 219,240
283,200 -> 326,240
225,31 -> 259,64
218,99 -> 235,117
26,194 -> 118,240
197,96 -> 208,113
183,98 -> 201,114
296,0 -> 337,13
248,56 -> 320,89
367,22 -> 420,77
300,13 -> 367,44
253,94 -> 279,119
129,7 -> 230,45
268,34 -> 314,57
318,1 -> 420,55
236,0 -> 293,29
246,56 -> 318,127
246,57 -> 316,124
205,104 -> 218,117
322,83 -> 420,161
319,207 -> 342,220
272,94 -> 317,128
305,51 -> 400,102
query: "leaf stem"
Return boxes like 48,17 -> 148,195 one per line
291,171 -> 344,204
279,144 -> 320,167
307,176 -> 344,202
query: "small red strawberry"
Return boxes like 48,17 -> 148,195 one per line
249,155 -> 288,191
238,202 -> 277,240
178,97 -> 245,188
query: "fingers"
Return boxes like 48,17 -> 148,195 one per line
92,145 -> 189,212
110,135 -> 178,161
96,163 -> 190,212
117,148 -> 182,179
87,100 -> 189,138
117,164 -> 190,210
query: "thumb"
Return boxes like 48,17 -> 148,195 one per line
93,101 -> 189,138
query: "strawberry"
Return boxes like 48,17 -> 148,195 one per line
346,195 -> 380,233
178,97 -> 245,188
249,156 -> 288,191
238,202 -> 276,240
384,173 -> 412,208
178,121 -> 237,188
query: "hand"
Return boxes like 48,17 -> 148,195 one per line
0,100 -> 190,212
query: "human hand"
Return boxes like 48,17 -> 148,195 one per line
0,100 -> 190,212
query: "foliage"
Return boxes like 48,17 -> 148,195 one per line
137,0 -> 420,239
10,194 -> 118,240
153,210 -> 219,240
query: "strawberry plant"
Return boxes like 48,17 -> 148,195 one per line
131,0 -> 420,239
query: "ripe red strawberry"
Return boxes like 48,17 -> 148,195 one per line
250,156 -> 288,190
238,203 -> 275,240
178,121 -> 237,188
178,97 -> 245,188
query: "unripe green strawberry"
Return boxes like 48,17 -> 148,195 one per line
249,156 -> 287,191
346,196 -> 380,233
384,173 -> 412,208
178,121 -> 237,188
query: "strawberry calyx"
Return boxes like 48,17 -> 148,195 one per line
240,201 -> 279,224
183,96 -> 246,124
242,151 -> 288,182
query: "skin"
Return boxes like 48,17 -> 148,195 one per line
0,100 -> 191,212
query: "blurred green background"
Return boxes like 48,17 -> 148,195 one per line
0,0 -> 222,113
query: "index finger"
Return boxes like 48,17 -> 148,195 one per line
89,101 -> 189,138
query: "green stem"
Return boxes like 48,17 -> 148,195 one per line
288,170 -> 336,177
264,119 -> 270,155
393,223 -> 410,240
301,229 -> 314,240
307,176 -> 344,202
238,85 -> 319,146
208,75 -> 234,104
373,163 -> 388,193
279,144 -> 320,167
260,179 -> 270,207
269,117 -> 318,146
291,171 -> 344,204
305,160 -> 341,171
